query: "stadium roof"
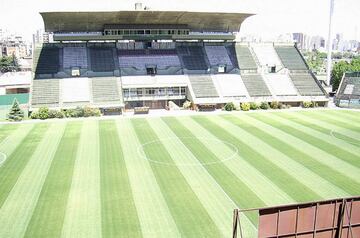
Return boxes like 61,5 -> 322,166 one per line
40,11 -> 254,33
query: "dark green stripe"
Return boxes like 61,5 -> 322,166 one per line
162,117 -> 265,225
272,112 -> 360,163
192,116 -> 320,202
0,123 -> 49,208
99,120 -> 142,238
227,114 -> 360,195
24,122 -> 81,238
132,118 -> 222,238
299,111 -> 360,134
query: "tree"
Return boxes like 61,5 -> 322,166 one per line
7,98 -> 24,121
331,58 -> 360,91
0,55 -> 20,73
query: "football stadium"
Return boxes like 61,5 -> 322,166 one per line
0,5 -> 359,238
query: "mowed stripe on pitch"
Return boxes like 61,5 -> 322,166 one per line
99,120 -> 142,238
151,117 -> 257,237
177,116 -> 294,205
192,116 -> 321,202
117,119 -> 180,238
0,122 -> 66,238
295,111 -> 360,141
61,120 -> 101,238
24,122 -> 82,238
227,114 -> 358,195
0,124 -> 44,207
208,115 -> 346,198
132,118 -> 222,238
268,112 -> 360,167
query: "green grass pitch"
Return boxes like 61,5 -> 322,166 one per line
0,109 -> 359,238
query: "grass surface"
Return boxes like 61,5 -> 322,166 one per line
0,109 -> 359,238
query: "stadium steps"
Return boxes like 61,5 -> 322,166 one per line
289,73 -> 325,96
188,75 -> 219,98
241,74 -> 272,97
263,74 -> 298,96
91,77 -> 123,105
63,47 -> 88,69
31,79 -> 60,107
234,45 -> 258,70
274,46 -> 308,70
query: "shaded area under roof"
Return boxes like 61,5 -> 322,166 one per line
40,11 -> 254,33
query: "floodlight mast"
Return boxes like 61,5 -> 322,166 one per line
326,0 -> 334,86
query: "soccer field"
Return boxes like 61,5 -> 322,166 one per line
0,109 -> 359,238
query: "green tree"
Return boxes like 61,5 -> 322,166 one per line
7,98 -> 24,121
0,55 -> 20,72
331,58 -> 360,91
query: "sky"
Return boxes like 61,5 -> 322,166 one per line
0,0 -> 359,41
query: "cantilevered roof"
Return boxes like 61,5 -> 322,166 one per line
40,11 -> 254,33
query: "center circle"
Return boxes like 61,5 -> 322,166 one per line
137,137 -> 238,166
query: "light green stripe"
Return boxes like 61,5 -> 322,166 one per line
116,119 -> 180,238
269,112 -> 360,156
61,120 -> 101,238
0,122 -> 66,238
0,124 -> 34,157
147,118 -> 257,238
209,116 -> 347,198
240,114 -> 360,182
320,110 -> 360,127
181,116 -> 294,205
296,112 -> 360,140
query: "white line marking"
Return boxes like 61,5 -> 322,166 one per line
137,136 -> 238,166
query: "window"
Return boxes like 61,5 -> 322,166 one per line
151,30 -> 158,35
158,88 -> 166,96
137,88 -> 143,97
124,30 -> 130,35
123,89 -> 129,97
145,30 -> 151,35
181,87 -> 186,95
137,30 -> 145,35
145,88 -> 155,96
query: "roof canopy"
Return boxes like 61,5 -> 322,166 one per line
40,11 -> 253,33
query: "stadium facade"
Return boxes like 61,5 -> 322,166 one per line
31,10 -> 328,113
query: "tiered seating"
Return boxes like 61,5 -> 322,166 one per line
189,75 -> 218,98
92,77 -> 121,104
252,45 -> 282,67
62,78 -> 90,103
212,74 -> 247,97
32,79 -> 59,106
63,47 -> 88,69
275,46 -> 308,70
89,48 -> 115,72
118,50 -> 180,69
226,45 -> 239,68
289,73 -> 324,96
264,74 -> 298,96
235,45 -> 258,70
241,74 -> 272,97
177,46 -> 208,70
205,45 -> 232,66
35,48 -> 59,74
338,74 -> 360,96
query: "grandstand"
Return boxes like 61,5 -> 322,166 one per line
335,72 -> 360,108
29,10 -> 328,113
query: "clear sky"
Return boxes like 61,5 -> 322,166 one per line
0,0 -> 359,41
